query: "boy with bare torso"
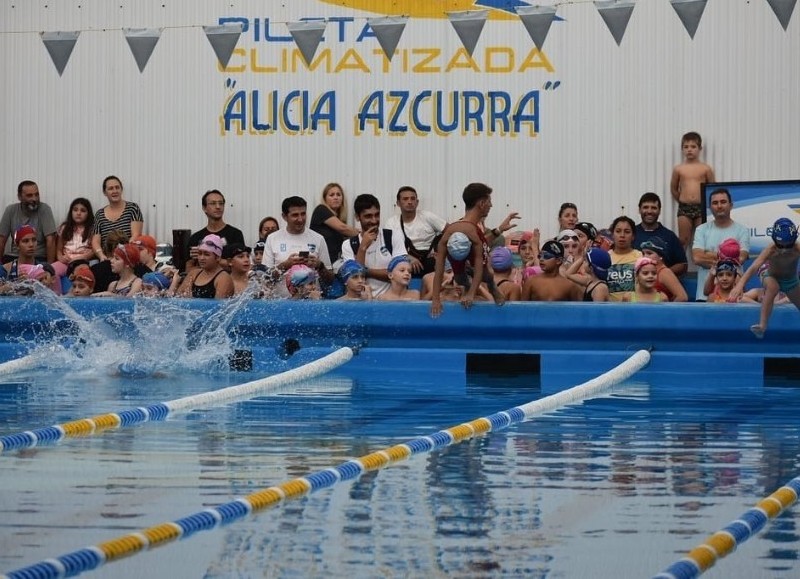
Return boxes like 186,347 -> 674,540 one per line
670,131 -> 716,249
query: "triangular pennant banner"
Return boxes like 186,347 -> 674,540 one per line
447,10 -> 488,57
287,20 -> 327,66
123,28 -> 162,73
594,0 -> 636,46
669,0 -> 707,39
766,0 -> 797,30
41,31 -> 79,76
368,16 -> 408,61
203,23 -> 243,69
516,6 -> 557,51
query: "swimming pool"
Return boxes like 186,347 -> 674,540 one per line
2,298 -> 800,577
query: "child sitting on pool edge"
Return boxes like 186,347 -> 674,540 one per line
67,264 -> 95,296
378,255 -> 420,301
139,271 -> 171,297
729,217 -> 800,338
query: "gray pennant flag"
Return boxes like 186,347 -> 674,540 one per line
516,5 -> 557,50
203,23 -> 243,69
368,16 -> 408,61
287,20 -> 327,66
447,10 -> 488,57
123,28 -> 162,73
41,31 -> 80,76
670,0 -> 707,39
594,0 -> 636,46
766,0 -> 797,30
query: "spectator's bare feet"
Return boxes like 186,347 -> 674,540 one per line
750,324 -> 765,339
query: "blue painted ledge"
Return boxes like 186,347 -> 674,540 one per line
0,298 -> 796,380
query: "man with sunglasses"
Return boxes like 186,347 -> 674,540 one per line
522,240 -> 580,301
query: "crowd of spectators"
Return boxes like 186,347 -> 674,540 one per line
0,170 -> 793,321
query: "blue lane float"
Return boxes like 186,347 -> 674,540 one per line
0,348 -> 353,454
3,350 -> 649,579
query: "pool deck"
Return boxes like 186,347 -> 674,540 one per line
0,297 -> 797,384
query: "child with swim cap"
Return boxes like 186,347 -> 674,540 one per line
93,243 -> 142,297
139,271 -> 171,297
378,255 -> 420,301
285,264 -> 321,300
67,264 -> 95,296
623,257 -> 668,303
565,248 -> 611,302
730,217 -> 800,338
490,246 -> 521,301
704,259 -> 742,303
337,259 -> 372,301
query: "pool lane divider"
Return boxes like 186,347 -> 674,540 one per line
2,349 -> 650,579
0,354 -> 38,376
653,475 -> 800,579
0,347 -> 354,455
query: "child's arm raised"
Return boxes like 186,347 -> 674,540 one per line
729,245 -> 773,300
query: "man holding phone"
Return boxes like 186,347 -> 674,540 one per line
341,194 -> 407,298
262,196 -> 333,298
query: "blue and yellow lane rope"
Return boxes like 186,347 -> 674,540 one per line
654,476 -> 800,578
0,347 -> 354,455
3,349 -> 650,579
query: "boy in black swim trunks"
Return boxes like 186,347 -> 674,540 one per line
670,131 -> 716,250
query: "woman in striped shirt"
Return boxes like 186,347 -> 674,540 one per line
91,175 -> 144,261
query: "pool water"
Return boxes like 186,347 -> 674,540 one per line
2,365 -> 800,578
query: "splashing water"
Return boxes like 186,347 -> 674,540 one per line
8,280 -> 262,377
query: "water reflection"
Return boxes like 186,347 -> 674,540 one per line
2,372 -> 800,578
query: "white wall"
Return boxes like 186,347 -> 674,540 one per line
1,0 -> 797,244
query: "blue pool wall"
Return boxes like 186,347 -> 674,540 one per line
0,297 -> 797,385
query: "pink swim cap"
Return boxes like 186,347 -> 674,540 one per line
718,238 -> 741,262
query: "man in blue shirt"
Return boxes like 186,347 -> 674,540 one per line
634,192 -> 687,277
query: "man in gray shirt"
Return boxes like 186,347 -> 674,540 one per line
0,180 -> 58,263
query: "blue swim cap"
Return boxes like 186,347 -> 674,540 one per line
142,271 -> 170,290
387,255 -> 411,273
586,248 -> 611,280
716,259 -> 738,274
338,259 -> 366,283
771,218 -> 798,247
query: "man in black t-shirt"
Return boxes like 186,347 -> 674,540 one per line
185,189 -> 245,271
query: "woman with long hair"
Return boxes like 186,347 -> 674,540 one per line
53,197 -> 96,280
310,182 -> 359,263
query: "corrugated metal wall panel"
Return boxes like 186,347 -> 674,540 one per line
1,0 -> 798,245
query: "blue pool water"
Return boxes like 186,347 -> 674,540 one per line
2,363 -> 800,578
